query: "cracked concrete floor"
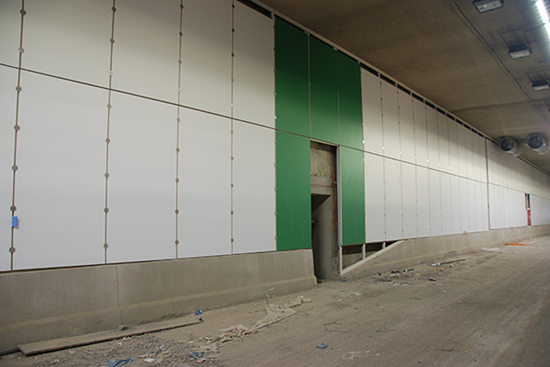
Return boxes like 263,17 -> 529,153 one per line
2,235 -> 550,367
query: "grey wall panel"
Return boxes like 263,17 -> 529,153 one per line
365,153 -> 385,242
233,2 -> 275,127
12,72 -> 106,269
233,123 -> 276,253
399,91 -> 415,164
0,66 -> 18,271
413,99 -> 428,167
112,0 -> 180,103
178,108 -> 232,257
450,175 -> 462,234
181,0 -> 232,116
381,81 -> 400,160
438,114 -> 450,172
23,0 -> 112,87
384,158 -> 403,241
416,165 -> 431,237
361,71 -> 383,155
426,107 -> 439,170
0,0 -> 21,67
448,120 -> 459,175
401,162 -> 417,238
440,172 -> 452,235
429,170 -> 442,236
107,92 -> 176,263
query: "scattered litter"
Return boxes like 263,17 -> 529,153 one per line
144,358 -> 155,363
194,309 -> 203,316
189,352 -> 203,359
391,268 -> 414,273
428,277 -> 437,281
316,343 -> 328,349
481,247 -> 501,252
505,243 -> 534,246
198,296 -> 311,347
119,325 -> 129,331
436,268 -> 444,272
108,358 -> 132,367
431,259 -> 465,266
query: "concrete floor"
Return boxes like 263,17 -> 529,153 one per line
2,235 -> 550,366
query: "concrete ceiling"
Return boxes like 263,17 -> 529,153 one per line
258,0 -> 550,174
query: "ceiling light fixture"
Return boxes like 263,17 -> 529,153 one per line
473,0 -> 504,13
532,79 -> 550,91
508,43 -> 532,59
536,0 -> 550,38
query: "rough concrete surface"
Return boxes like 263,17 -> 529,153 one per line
2,235 -> 550,366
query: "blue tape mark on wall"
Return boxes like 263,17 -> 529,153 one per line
12,216 -> 18,228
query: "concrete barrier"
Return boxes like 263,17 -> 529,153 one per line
341,225 -> 550,278
0,249 -> 316,352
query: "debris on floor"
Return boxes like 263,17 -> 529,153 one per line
505,243 -> 534,246
316,343 -> 328,349
431,259 -> 465,266
196,296 -> 311,348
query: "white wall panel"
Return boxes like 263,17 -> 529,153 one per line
440,172 -> 452,235
457,125 -> 467,178
426,107 -> 439,170
413,99 -> 428,167
365,153 -> 385,242
465,130 -> 474,180
113,0 -> 180,103
181,0 -> 232,116
438,114 -> 450,172
384,158 -> 402,240
416,166 -> 430,237
13,72 -> 105,269
488,184 -> 497,229
474,181 -> 483,232
362,71 -> 383,155
532,196 -> 550,225
401,162 -> 417,238
0,0 -> 21,67
448,121 -> 459,175
467,179 -> 476,232
459,177 -> 470,233
429,170 -> 442,236
478,182 -> 489,231
450,175 -> 462,234
178,108 -> 231,257
381,81 -> 400,160
0,66 -> 18,271
24,0 -> 112,86
399,91 -> 415,164
472,134 -> 484,182
233,122 -> 276,253
107,92 -> 176,263
233,3 -> 274,127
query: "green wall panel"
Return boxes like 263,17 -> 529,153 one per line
338,52 -> 363,150
275,17 -> 310,136
340,147 -> 366,245
310,37 -> 339,145
276,131 -> 311,250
